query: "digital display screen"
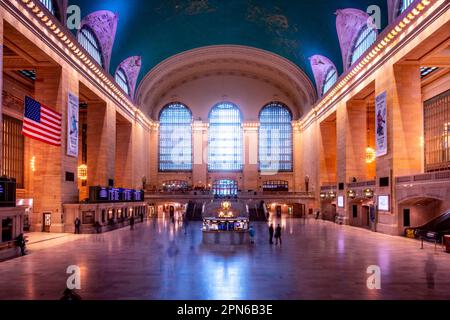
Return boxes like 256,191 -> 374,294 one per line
121,189 -> 133,202
337,196 -> 344,208
134,190 -> 143,202
378,195 -> 390,211
108,188 -> 120,202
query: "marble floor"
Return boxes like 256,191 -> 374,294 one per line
0,216 -> 449,300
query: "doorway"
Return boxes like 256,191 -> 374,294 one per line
43,212 -> 52,233
363,206 -> 370,227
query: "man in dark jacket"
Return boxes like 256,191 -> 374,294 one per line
74,217 -> 81,234
275,224 -> 282,245
16,233 -> 26,256
269,224 -> 274,245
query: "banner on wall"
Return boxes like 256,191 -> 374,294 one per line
67,92 -> 79,158
375,91 -> 388,157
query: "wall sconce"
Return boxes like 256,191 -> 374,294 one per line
348,190 -> 356,199
364,189 -> 374,198
30,156 -> 36,172
78,164 -> 88,181
320,193 -> 327,200
366,147 -> 376,164
328,191 -> 336,199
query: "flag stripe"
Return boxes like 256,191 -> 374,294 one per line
41,105 -> 62,120
24,119 -> 60,136
22,125 -> 61,143
22,130 -> 61,146
41,113 -> 61,126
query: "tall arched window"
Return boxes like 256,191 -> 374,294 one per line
400,0 -> 415,14
115,69 -> 130,95
259,102 -> 293,172
159,103 -> 192,171
350,26 -> 377,67
322,68 -> 337,96
208,102 -> 243,171
40,0 -> 56,16
78,27 -> 103,67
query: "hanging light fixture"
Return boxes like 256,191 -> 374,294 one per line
366,147 -> 376,164
78,164 -> 88,181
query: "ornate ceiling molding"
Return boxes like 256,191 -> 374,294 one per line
79,10 -> 118,72
116,56 -> 142,101
309,55 -> 338,98
336,8 -> 375,72
136,45 -> 317,120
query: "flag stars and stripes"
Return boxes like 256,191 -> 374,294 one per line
22,96 -> 62,147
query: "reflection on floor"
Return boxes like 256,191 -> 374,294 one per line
0,216 -> 449,300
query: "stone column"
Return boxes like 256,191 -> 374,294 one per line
193,121 -> 208,188
375,62 -> 423,235
115,116 -> 133,188
319,116 -> 337,186
345,99 -> 369,181
336,101 -> 349,223
292,122 -> 302,192
243,122 -> 259,192
148,125 -> 158,190
87,101 -> 116,187
32,66 -> 79,232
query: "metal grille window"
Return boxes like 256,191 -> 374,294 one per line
39,0 -> 56,15
350,27 -> 377,67
322,68 -> 337,96
424,90 -> 450,172
2,115 -> 24,188
400,0 -> 415,13
159,103 -> 192,171
263,180 -> 289,192
259,102 -> 293,172
115,69 -> 130,95
208,103 -> 243,171
212,179 -> 238,197
77,27 -> 103,67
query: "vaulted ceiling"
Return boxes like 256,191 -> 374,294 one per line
69,0 -> 388,86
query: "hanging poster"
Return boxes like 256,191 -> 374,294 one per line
67,92 -> 79,157
375,91 -> 388,157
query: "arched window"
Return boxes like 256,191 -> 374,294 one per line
115,69 -> 130,95
322,68 -> 337,96
40,0 -> 56,16
212,180 -> 238,197
400,0 -> 415,14
208,102 -> 243,171
78,27 -> 103,67
259,102 -> 293,172
159,103 -> 192,171
350,26 -> 377,67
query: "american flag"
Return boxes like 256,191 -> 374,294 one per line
22,96 -> 62,146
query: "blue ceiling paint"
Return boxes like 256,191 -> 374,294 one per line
68,0 -> 388,86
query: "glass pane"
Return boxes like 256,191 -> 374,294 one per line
159,103 -> 192,171
259,103 -> 293,172
78,27 -> 103,67
350,27 -> 377,67
208,103 -> 243,171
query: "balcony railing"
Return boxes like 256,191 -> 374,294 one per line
396,171 -> 450,184
347,180 -> 376,189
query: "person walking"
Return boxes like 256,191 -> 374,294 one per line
269,224 -> 274,245
16,233 -> 26,256
275,224 -> 282,245
249,225 -> 255,244
74,217 -> 81,234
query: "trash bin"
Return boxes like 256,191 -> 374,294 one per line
445,235 -> 450,253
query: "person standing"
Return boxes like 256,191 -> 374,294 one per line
275,224 -> 282,245
249,225 -> 255,244
269,224 -> 274,245
74,217 -> 81,234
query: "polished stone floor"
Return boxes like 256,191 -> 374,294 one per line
0,216 -> 449,300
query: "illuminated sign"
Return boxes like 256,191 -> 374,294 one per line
337,196 -> 345,208
378,195 -> 390,211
